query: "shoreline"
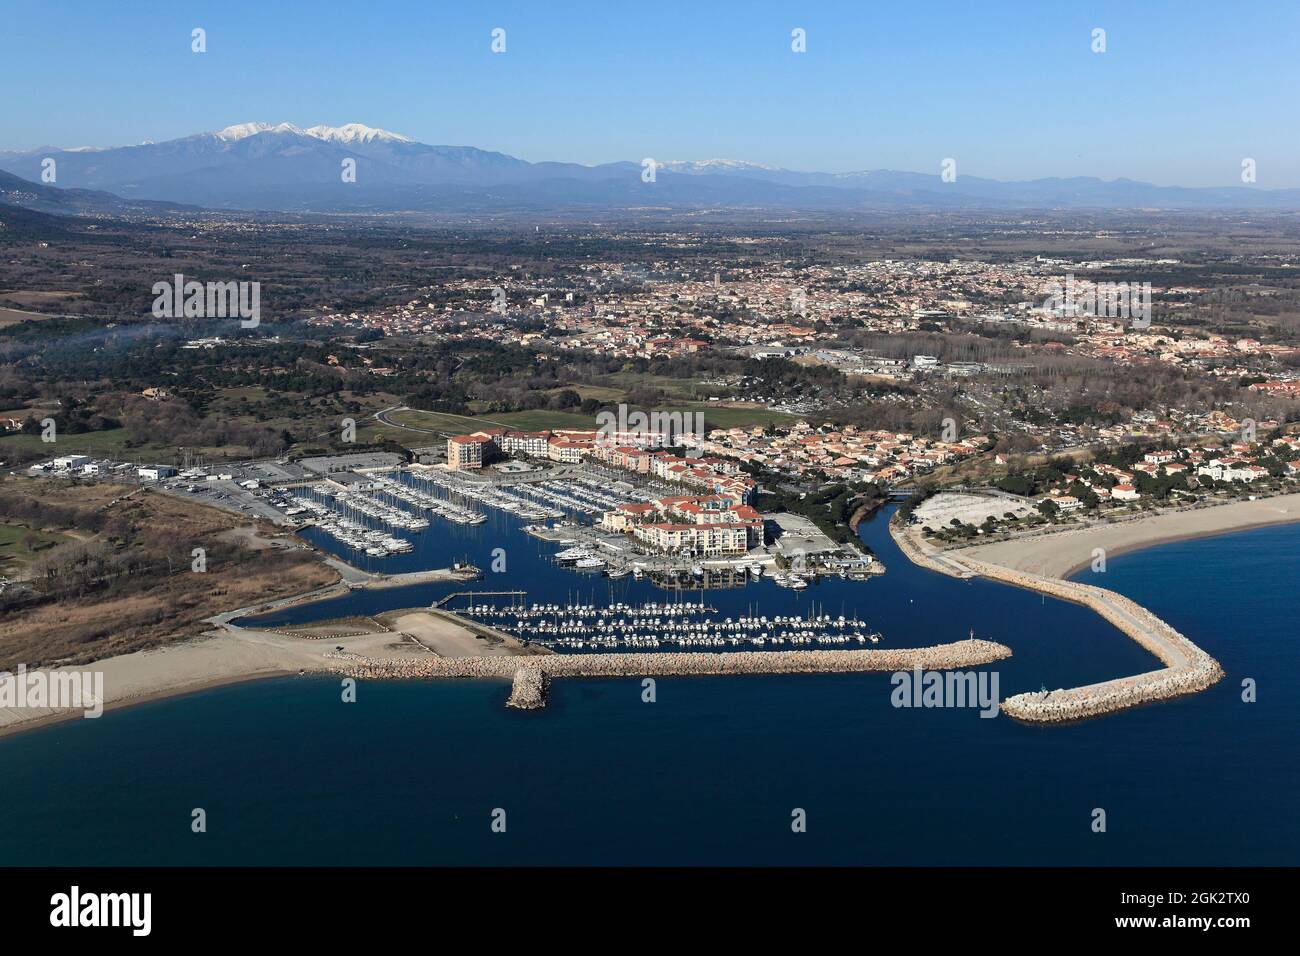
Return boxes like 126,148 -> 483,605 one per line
890,512 -> 1227,722
5,493 -> 1288,738
953,493 -> 1300,580
0,600 -> 526,738
0,668 -> 299,741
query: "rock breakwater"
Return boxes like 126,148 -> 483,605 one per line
323,639 -> 1012,708
506,667 -> 548,709
891,519 -> 1224,722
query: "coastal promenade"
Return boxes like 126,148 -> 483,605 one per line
891,518 -> 1224,722
323,638 -> 1013,708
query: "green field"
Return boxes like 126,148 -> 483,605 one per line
384,405 -> 506,431
0,427 -> 259,464
542,384 -> 624,402
380,402 -> 794,441
686,403 -> 798,430
598,371 -> 704,399
384,408 -> 597,435
211,386 -> 272,402
0,521 -> 70,572
492,410 -> 598,430
0,428 -> 157,456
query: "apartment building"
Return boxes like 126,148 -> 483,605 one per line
499,431 -> 552,457
447,434 -> 490,469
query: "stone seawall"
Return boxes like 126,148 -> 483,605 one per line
891,519 -> 1224,723
506,668 -> 548,709
324,639 -> 1011,691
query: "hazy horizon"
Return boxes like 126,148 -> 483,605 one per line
3,0 -> 1299,188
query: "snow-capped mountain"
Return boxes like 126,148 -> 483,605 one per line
214,122 -> 303,142
1,122 -> 1297,214
214,122 -> 415,145
304,123 -> 414,145
661,159 -> 783,174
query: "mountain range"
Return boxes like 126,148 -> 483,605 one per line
2,122 -> 1297,215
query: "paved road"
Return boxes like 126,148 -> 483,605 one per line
374,405 -> 511,435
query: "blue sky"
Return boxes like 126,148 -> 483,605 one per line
3,0 -> 1298,186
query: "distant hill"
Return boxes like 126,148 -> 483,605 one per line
2,122 -> 1298,213
0,200 -> 74,238
0,169 -> 193,217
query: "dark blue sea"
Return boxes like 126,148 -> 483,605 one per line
1,505 -> 1295,865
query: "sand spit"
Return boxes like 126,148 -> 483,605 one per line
892,519 -> 1224,722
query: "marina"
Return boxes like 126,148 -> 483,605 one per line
248,460 -> 877,586
261,464 -> 1223,723
453,597 -> 882,651
243,480 -> 1217,724
371,474 -> 487,525
6,503 -> 1296,866
523,521 -> 813,584
283,493 -> 416,557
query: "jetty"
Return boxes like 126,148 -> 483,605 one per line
506,668 -> 548,709
322,638 -> 1012,709
351,564 -> 482,590
434,590 -> 525,609
891,518 -> 1224,723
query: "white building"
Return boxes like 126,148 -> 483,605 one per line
546,440 -> 584,464
499,431 -> 551,457
1111,484 -> 1141,501
1047,494 -> 1083,511
1197,458 -> 1268,483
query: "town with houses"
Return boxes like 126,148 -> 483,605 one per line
301,252 -> 1300,396
8,223 -> 1300,600
20,402 -> 1300,569
916,424 -> 1300,543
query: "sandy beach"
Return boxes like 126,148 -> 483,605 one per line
0,627 -> 407,737
958,493 -> 1300,579
0,606 -> 527,738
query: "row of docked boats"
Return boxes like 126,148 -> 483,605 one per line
375,474 -> 486,525
457,600 -> 883,655
542,631 -> 878,650
513,475 -> 657,515
414,468 -> 563,521
287,495 -> 414,556
553,546 -> 606,571
329,491 -> 429,532
513,480 -> 609,516
771,571 -> 810,590
458,600 -> 882,651
462,600 -> 714,619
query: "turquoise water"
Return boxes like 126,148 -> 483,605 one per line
0,509 -> 1295,865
